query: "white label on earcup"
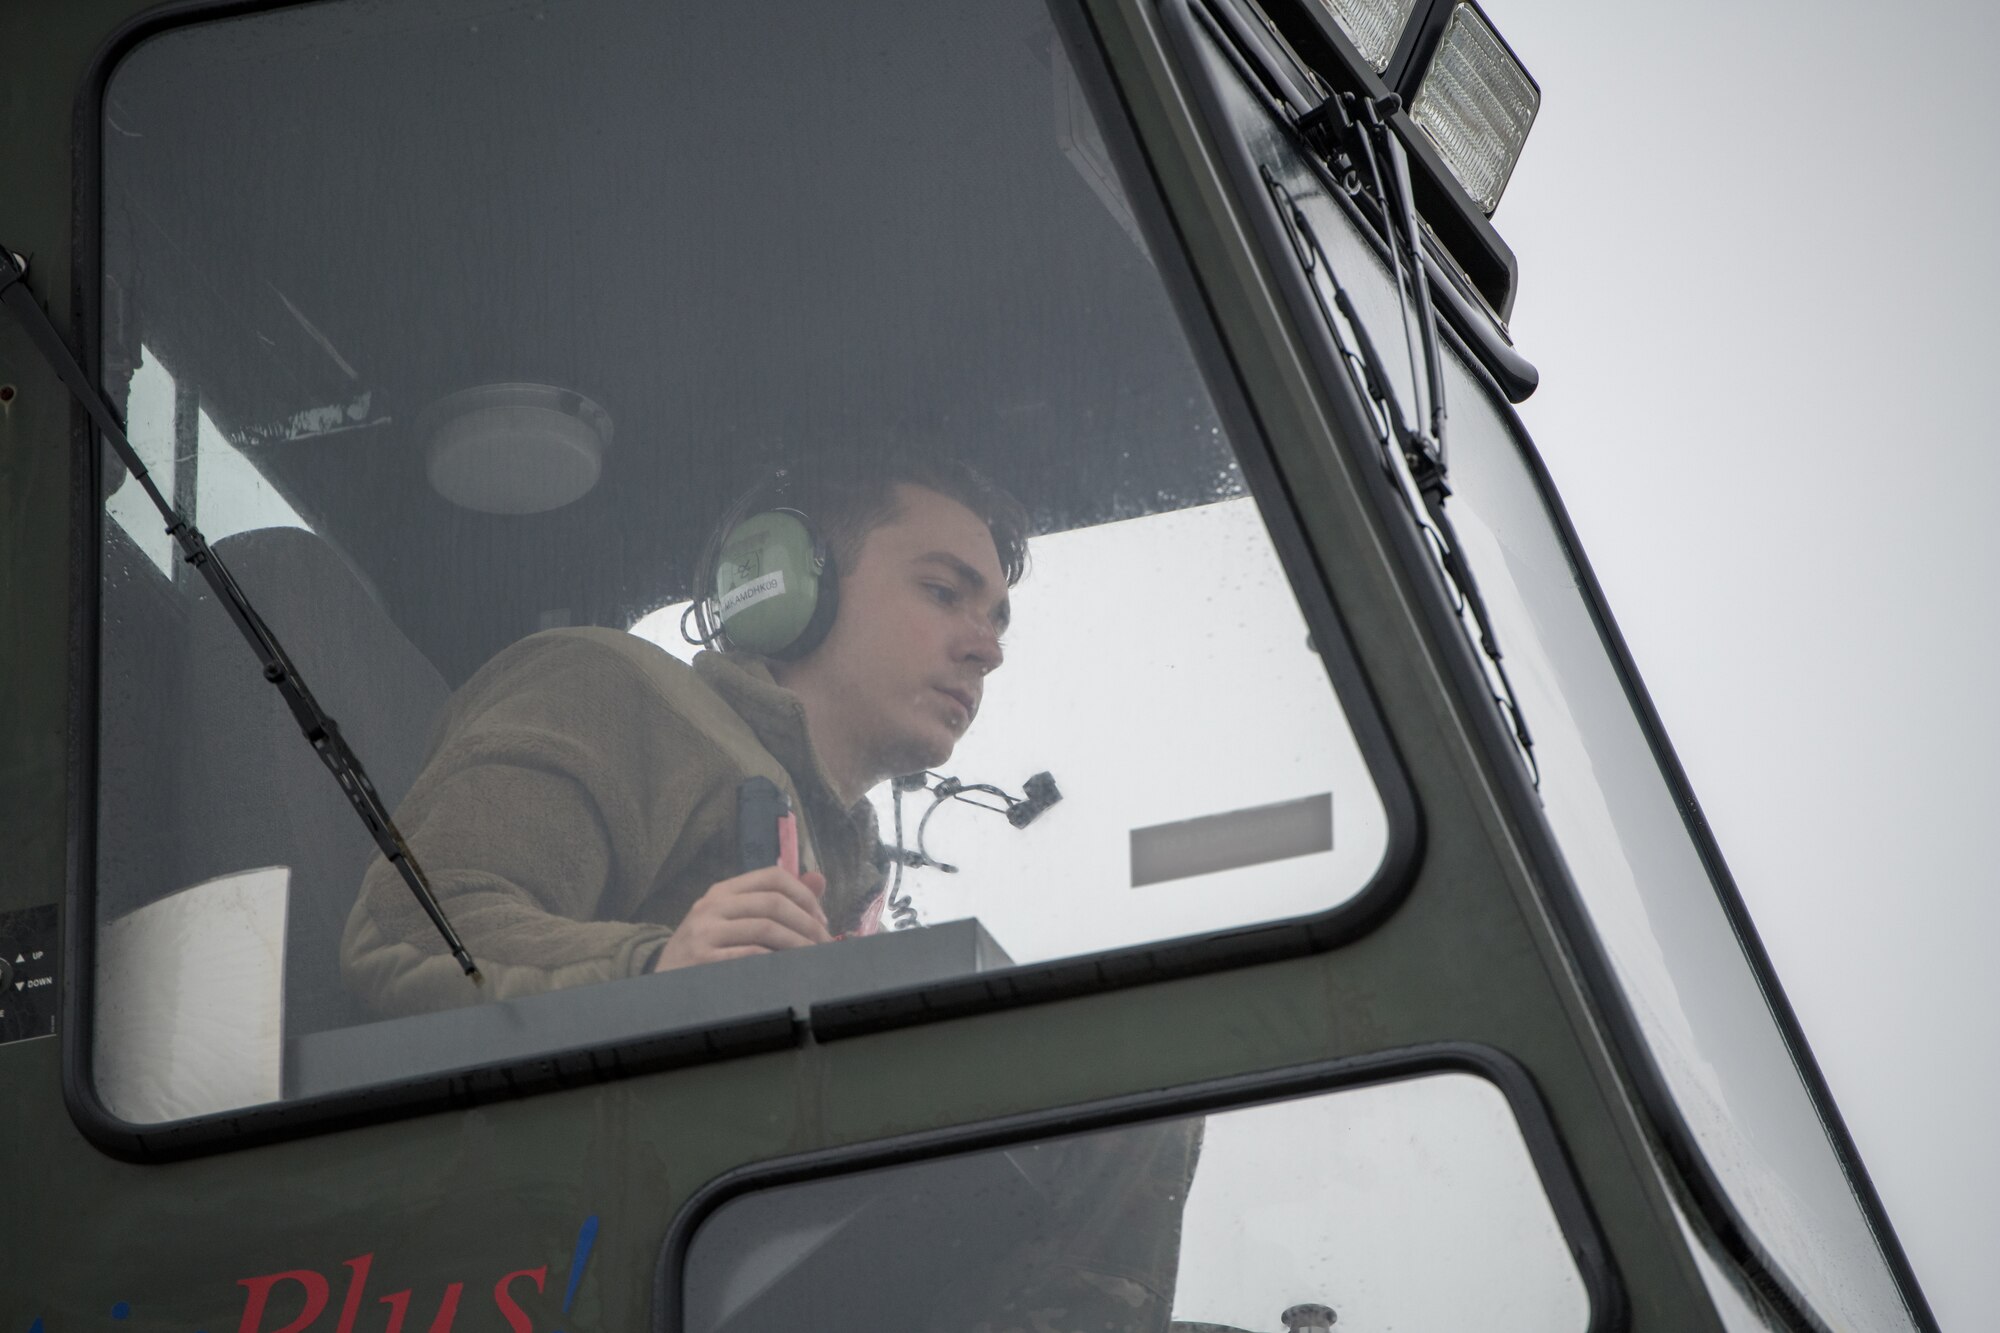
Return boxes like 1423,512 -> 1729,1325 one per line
719,569 -> 787,621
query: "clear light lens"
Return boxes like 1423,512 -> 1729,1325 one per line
1411,3 -> 1539,214
1313,0 -> 1419,72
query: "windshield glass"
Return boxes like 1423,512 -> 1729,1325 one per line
1179,13 -> 1918,1330
89,0 -> 1398,1128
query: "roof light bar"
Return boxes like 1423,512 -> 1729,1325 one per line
1410,2 -> 1539,214
1310,0 -> 1420,72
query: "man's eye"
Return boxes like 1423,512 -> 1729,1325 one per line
925,582 -> 960,606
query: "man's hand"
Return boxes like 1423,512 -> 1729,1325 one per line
652,865 -> 831,971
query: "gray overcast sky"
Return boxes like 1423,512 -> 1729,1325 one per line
1491,0 -> 1999,1326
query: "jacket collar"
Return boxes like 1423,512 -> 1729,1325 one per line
693,650 -> 854,816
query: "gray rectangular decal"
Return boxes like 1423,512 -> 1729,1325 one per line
1129,793 -> 1333,887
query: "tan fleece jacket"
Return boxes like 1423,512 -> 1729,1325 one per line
341,627 -> 883,1016
341,630 -> 1200,1327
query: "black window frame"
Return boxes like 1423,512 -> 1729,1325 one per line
654,1042 -> 1627,1333
61,0 -> 1422,1160
1151,1 -> 1941,1328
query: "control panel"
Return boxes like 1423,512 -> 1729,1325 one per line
0,903 -> 58,1045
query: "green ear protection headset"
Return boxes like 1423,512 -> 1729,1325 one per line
686,472 -> 841,659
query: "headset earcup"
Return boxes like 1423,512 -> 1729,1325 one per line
779,549 -> 839,660
713,510 -> 828,657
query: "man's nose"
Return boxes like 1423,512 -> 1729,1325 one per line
960,620 -> 1004,674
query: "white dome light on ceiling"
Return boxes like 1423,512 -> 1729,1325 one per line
419,382 -> 613,515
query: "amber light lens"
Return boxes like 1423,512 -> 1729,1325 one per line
1411,2 -> 1539,214
1313,0 -> 1419,72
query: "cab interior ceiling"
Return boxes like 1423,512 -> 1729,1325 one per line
98,0 -> 1242,685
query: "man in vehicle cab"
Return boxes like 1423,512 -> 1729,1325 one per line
340,449 -> 1026,1014
339,447 -> 1203,1333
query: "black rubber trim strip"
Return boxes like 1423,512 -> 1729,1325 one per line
652,1043 -> 1627,1333
57,0 -> 1423,1158
1151,4 -> 1939,1327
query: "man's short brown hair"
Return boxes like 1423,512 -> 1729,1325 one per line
772,449 -> 1030,588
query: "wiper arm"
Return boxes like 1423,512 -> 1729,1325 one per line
0,246 -> 482,982
1357,94 -> 1448,464
1261,142 -> 1539,788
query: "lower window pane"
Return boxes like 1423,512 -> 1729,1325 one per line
676,1070 -> 1597,1333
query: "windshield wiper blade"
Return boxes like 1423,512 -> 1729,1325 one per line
1,245 -> 482,983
